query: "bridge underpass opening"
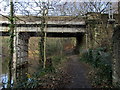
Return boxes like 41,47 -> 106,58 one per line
28,36 -> 85,75
0,33 -> 86,74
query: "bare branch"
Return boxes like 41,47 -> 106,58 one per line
0,13 -> 10,20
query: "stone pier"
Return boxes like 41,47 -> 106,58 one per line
13,32 -> 30,82
113,2 -> 120,86
13,33 -> 30,67
112,25 -> 120,87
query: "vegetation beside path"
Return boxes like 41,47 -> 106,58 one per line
80,47 -> 113,88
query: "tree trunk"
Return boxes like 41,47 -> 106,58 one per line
39,15 -> 46,68
39,5 -> 48,69
8,0 -> 14,88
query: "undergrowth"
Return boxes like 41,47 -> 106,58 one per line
15,55 -> 65,88
80,47 -> 113,88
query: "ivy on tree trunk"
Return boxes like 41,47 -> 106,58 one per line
8,0 -> 14,88
39,5 -> 48,68
39,17 -> 45,67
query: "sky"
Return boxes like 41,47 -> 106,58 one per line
12,0 -> 119,2
0,0 -> 119,16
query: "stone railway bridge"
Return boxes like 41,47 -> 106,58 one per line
0,13 -> 120,86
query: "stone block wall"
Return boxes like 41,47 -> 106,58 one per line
112,25 -> 120,87
86,12 -> 114,49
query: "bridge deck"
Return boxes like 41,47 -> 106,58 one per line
0,16 -> 86,37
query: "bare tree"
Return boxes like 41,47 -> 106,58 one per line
8,0 -> 14,88
52,1 -> 117,16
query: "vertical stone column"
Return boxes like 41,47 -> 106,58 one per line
113,3 -> 120,86
118,1 -> 120,24
17,33 -> 29,65
13,32 -> 30,68
86,12 -> 101,48
13,32 -> 30,83
112,25 -> 120,87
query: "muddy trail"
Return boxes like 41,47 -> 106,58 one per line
62,54 -> 92,88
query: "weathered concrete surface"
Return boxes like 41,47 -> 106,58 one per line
0,16 -> 86,24
0,16 -> 86,33
0,25 -> 85,33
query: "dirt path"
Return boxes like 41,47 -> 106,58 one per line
63,55 -> 92,88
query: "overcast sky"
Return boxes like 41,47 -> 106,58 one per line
0,0 -> 119,16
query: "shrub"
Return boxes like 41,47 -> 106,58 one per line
80,47 -> 112,87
